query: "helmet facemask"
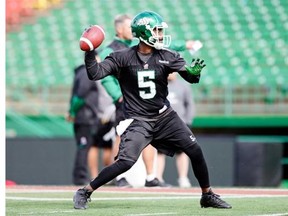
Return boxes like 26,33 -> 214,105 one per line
140,22 -> 171,49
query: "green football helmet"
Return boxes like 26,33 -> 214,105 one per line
131,11 -> 171,49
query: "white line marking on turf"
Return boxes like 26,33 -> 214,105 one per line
6,188 -> 288,194
6,196 -> 196,201
125,213 -> 177,216
250,214 -> 288,216
6,189 -> 198,195
19,210 -> 74,215
5,194 -> 288,202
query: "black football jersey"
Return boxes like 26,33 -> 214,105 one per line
85,46 -> 190,118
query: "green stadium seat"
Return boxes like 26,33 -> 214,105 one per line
6,0 -> 288,115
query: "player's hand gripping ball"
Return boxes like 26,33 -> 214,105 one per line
79,25 -> 105,51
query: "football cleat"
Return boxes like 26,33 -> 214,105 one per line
73,188 -> 92,209
200,189 -> 232,209
145,178 -> 171,187
115,178 -> 132,188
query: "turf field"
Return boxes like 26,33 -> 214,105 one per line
6,185 -> 288,216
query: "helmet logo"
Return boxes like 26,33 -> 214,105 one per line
136,17 -> 152,26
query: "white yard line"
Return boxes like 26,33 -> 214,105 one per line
6,189 -> 288,197
6,196 -> 198,201
18,210 -> 177,216
6,187 -> 288,194
5,189 -> 198,195
19,210 -> 74,215
6,194 -> 288,202
249,214 -> 288,216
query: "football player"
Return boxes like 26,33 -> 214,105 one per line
99,14 -> 163,187
74,10 -> 232,210
100,13 -> 204,187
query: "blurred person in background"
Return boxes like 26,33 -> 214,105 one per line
156,72 -> 196,188
100,13 -> 203,187
87,80 -> 116,180
66,50 -> 115,185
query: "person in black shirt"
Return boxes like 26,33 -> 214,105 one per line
73,11 -> 232,210
66,61 -> 100,185
67,50 -> 115,185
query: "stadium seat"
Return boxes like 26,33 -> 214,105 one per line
6,0 -> 288,115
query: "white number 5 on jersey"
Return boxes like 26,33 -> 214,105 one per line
137,70 -> 156,99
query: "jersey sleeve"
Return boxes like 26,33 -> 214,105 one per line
166,51 -> 187,72
85,51 -> 117,80
165,50 -> 201,84
69,96 -> 85,117
98,47 -> 123,102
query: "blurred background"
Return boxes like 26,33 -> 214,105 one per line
5,0 -> 288,187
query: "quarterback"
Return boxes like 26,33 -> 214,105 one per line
73,10 -> 232,210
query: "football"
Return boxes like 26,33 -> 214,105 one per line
79,25 -> 105,51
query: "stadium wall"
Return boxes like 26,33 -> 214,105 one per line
6,134 -> 287,187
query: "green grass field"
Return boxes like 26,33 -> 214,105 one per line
6,186 -> 288,216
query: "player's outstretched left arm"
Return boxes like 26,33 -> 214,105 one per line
178,58 -> 206,83
185,58 -> 206,76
